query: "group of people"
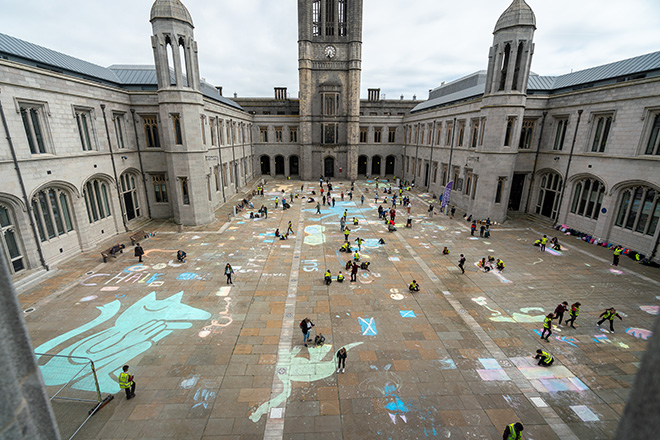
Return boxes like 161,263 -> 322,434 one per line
540,302 -> 623,343
477,256 -> 505,272
470,219 -> 491,238
534,234 -> 561,251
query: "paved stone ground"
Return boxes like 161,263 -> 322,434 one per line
19,179 -> 660,440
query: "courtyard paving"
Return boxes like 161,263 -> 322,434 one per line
18,178 -> 660,440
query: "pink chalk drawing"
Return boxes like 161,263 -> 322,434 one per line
626,327 -> 653,340
640,306 -> 660,315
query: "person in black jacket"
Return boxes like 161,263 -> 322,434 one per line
336,347 -> 347,374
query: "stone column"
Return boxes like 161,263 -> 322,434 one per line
0,251 -> 60,439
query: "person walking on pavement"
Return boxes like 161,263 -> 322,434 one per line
300,318 -> 314,347
332,197 -> 336,207
287,221 -> 294,235
540,313 -> 553,341
361,195 -> 365,205
502,422 -> 524,440
316,203 -> 321,214
324,270 -> 332,285
470,221 -> 476,236
612,246 -> 623,266
275,197 -> 279,208
225,263 -> 234,284
344,227 -> 350,242
350,261 -> 359,282
134,243 -> 144,263
554,301 -> 569,326
540,235 -> 548,252
336,347 -> 347,374
565,302 -> 581,328
118,365 -> 136,400
597,307 -> 623,332
263,206 -> 268,219
535,349 -> 554,367
458,254 -> 466,274
355,237 -> 363,251
480,224 -> 486,237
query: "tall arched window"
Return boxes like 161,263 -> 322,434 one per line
120,173 -> 141,221
31,188 -> 74,242
615,186 -> 660,236
570,178 -> 605,220
0,205 -> 24,273
84,179 -> 112,223
535,172 -> 562,219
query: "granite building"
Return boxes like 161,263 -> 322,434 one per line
1,0 -> 659,287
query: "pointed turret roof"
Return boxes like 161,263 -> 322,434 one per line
150,0 -> 193,26
494,0 -> 536,32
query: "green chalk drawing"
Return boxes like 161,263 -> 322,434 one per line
472,296 -> 545,323
249,342 -> 363,422
35,291 -> 211,394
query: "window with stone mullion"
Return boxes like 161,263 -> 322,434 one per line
645,114 -> 660,155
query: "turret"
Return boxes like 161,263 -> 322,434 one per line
150,0 -> 201,91
484,0 -> 536,96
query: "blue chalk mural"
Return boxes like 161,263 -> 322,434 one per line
400,310 -> 416,318
35,291 -> 211,394
359,317 -> 378,335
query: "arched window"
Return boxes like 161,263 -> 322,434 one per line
535,172 -> 562,219
84,179 -> 112,223
615,186 -> 660,236
569,178 -> 605,220
0,205 -> 25,273
31,188 -> 74,242
120,173 -> 141,221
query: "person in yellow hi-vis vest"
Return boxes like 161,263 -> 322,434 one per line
502,422 -> 524,439
118,365 -> 136,400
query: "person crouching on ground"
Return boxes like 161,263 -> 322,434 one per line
324,270 -> 332,285
409,280 -> 420,291
177,250 -> 186,262
535,349 -> 554,367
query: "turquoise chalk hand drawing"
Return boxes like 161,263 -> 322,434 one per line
35,291 -> 211,394
249,342 -> 363,422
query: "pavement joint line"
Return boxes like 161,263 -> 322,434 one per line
392,226 -> 580,440
529,227 -> 660,288
263,198 -> 306,439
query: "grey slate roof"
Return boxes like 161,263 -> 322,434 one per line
0,33 -> 242,111
0,32 -> 122,84
413,50 -> 660,113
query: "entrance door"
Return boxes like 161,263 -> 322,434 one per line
508,174 -> 526,211
424,163 -> 430,187
371,156 -> 381,176
385,155 -> 395,175
124,192 -> 135,221
541,191 -> 556,218
260,155 -> 271,174
275,156 -> 285,175
289,156 -> 299,175
324,157 -> 335,178
358,155 -> 367,175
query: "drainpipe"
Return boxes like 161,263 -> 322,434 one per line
130,109 -> 151,219
231,122 -> 239,193
413,123 -> 420,185
217,118 -> 226,203
0,91 -> 49,271
428,120 -> 437,190
100,104 -> 128,232
554,109 -> 583,226
525,111 -> 547,213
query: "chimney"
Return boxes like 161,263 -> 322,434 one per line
368,88 -> 380,101
274,87 -> 287,100
216,86 -> 223,96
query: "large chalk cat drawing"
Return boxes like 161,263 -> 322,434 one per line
35,291 -> 211,394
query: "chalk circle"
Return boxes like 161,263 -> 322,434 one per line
152,263 -> 167,270
80,295 -> 98,302
24,307 -> 35,314
198,329 -> 211,338
115,294 -> 126,299
391,293 -> 405,300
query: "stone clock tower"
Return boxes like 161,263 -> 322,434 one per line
298,0 -> 363,180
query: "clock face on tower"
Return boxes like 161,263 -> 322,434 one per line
324,45 -> 336,59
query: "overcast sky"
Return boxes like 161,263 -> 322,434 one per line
2,0 -> 659,100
